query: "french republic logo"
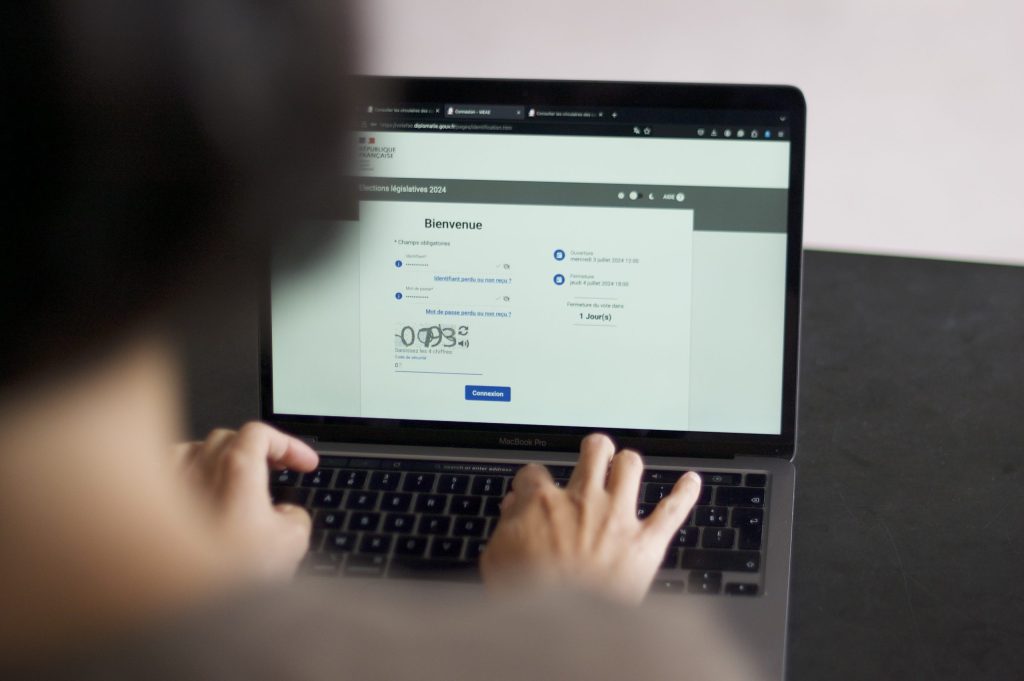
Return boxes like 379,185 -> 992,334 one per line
358,134 -> 395,170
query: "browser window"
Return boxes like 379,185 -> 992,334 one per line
271,105 -> 791,434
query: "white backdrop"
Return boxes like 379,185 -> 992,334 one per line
360,0 -> 1024,266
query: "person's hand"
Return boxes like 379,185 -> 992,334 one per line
481,433 -> 701,604
174,422 -> 319,579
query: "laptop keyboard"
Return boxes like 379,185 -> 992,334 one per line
271,456 -> 768,596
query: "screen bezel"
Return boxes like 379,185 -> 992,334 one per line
260,76 -> 805,459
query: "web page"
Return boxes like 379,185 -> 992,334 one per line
272,127 -> 790,434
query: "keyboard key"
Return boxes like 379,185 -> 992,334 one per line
419,515 -> 451,535
309,530 -> 324,552
359,534 -> 392,554
394,536 -> 428,557
697,486 -> 713,506
345,554 -> 386,577
662,548 -> 679,569
552,478 -> 569,488
715,487 -> 765,508
369,471 -> 401,491
471,476 -> 506,496
745,473 -> 767,487
739,524 -> 763,550
306,552 -> 339,576
725,583 -> 759,596
700,472 -> 741,486
271,487 -> 310,506
547,465 -> 574,479
381,492 -> 412,512
430,537 -> 465,559
732,508 -> 764,550
688,570 -> 723,594
403,473 -> 436,493
345,491 -> 379,511
451,495 -> 482,515
681,550 -> 760,573
672,527 -> 700,548
314,510 -> 345,529
695,506 -> 728,527
301,469 -> 334,488
651,580 -> 686,594
416,494 -> 448,514
348,512 -> 380,532
390,557 -> 478,581
637,503 -> 656,519
644,470 -> 681,483
701,528 -> 736,549
271,469 -> 299,486
643,484 -> 673,503
383,513 -> 415,533
746,488 -> 766,507
730,508 -> 764,528
311,489 -> 343,509
325,532 -> 357,553
438,474 -> 469,494
334,470 -> 367,490
484,497 -> 502,517
466,539 -> 487,559
453,517 -> 486,537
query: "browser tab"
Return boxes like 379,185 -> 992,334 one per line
526,106 -> 607,121
365,105 -> 441,116
444,104 -> 525,120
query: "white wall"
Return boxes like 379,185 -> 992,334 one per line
360,0 -> 1024,266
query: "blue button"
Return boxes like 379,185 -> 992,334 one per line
465,385 -> 511,402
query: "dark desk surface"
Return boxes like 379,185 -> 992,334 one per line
185,250 -> 1024,681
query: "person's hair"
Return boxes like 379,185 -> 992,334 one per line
1,0 -> 356,389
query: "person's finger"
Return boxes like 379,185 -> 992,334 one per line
214,423 -> 317,507
534,484 -> 580,557
511,462 -> 554,493
190,429 -> 236,464
566,433 -> 615,496
274,503 -> 313,537
203,428 -> 237,453
182,429 -> 238,489
642,471 -> 702,543
507,463 -> 556,514
500,490 -> 517,513
228,421 -> 319,472
171,441 -> 201,468
605,448 -> 644,514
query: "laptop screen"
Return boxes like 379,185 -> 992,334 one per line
269,81 -> 797,439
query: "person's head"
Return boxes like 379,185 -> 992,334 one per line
1,0 -> 357,395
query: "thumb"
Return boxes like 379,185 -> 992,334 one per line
273,503 -> 313,566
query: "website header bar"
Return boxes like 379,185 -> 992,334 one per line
357,131 -> 790,189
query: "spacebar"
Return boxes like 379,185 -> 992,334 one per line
680,550 -> 761,572
389,558 -> 480,581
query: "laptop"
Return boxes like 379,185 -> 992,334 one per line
262,77 -> 805,680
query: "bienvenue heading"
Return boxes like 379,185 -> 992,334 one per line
424,218 -> 483,230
